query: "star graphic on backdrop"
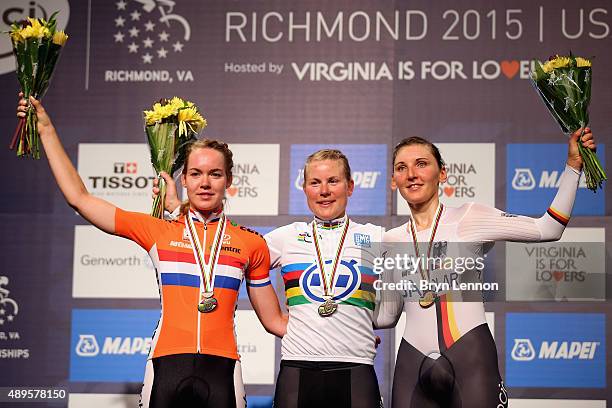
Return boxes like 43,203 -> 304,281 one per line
158,31 -> 169,42
144,20 -> 155,31
6,315 -> 13,322
142,53 -> 153,64
0,319 -> 4,325
172,41 -> 184,52
143,37 -> 154,48
115,16 -> 125,27
157,47 -> 168,58
114,31 -> 124,42
116,0 -> 127,10
0,309 -> 4,315
127,42 -> 139,53
129,27 -> 140,37
130,10 -> 141,21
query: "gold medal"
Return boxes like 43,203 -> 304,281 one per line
311,217 -> 350,318
318,297 -> 338,317
419,291 -> 437,309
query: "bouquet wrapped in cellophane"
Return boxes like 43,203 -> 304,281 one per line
530,54 -> 606,192
144,97 -> 207,218
9,12 -> 68,158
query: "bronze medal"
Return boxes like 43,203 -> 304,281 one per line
198,296 -> 218,313
419,291 -> 437,309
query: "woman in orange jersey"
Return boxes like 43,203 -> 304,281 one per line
17,95 -> 286,408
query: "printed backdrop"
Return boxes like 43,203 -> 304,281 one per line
0,1 -> 610,407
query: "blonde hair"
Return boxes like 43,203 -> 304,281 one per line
180,139 -> 233,215
302,149 -> 352,187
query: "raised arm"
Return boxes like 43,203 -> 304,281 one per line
17,95 -> 117,233
458,128 -> 596,243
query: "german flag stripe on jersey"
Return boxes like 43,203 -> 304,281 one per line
436,293 -> 461,351
547,206 -> 570,226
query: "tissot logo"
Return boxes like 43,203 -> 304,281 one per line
0,0 -> 70,75
114,162 -> 138,174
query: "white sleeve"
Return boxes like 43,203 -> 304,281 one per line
372,233 -> 405,329
263,226 -> 287,270
458,165 -> 580,242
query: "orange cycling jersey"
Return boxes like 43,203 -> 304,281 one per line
115,208 -> 271,360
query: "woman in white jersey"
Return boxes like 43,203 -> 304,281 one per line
265,149 -> 385,407
376,130 -> 596,407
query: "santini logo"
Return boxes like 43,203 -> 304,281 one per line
511,338 -> 600,361
76,334 -> 151,357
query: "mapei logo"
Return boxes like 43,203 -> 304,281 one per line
70,309 -> 160,381
507,144 -> 605,216
511,339 -> 536,361
505,313 -> 605,388
511,338 -> 600,362
353,233 -> 371,248
512,168 -> 536,190
0,0 -> 70,75
75,334 -> 151,357
293,169 -> 381,190
75,334 -> 99,357
512,168 -> 585,191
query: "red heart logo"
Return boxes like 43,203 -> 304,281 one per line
444,187 -> 454,197
501,60 -> 520,79
227,187 -> 238,197
553,271 -> 564,281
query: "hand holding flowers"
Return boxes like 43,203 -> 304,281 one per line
144,97 -> 207,218
530,54 -> 606,191
9,13 -> 68,159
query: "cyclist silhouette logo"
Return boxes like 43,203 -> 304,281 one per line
112,0 -> 192,64
0,276 -> 19,326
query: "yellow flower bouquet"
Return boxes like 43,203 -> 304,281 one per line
531,54 -> 606,191
9,12 -> 68,158
144,97 -> 207,218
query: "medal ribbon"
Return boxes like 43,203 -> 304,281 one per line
311,216 -> 350,299
185,210 -> 227,294
408,203 -> 444,282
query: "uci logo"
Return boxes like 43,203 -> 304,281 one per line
76,334 -> 100,357
300,259 -> 361,303
512,168 -> 536,191
511,338 -> 536,361
0,0 -> 70,75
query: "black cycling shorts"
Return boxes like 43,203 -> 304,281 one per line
274,360 -> 383,408
392,323 -> 508,408
139,353 -> 246,408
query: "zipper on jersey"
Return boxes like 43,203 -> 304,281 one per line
196,220 -> 207,353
